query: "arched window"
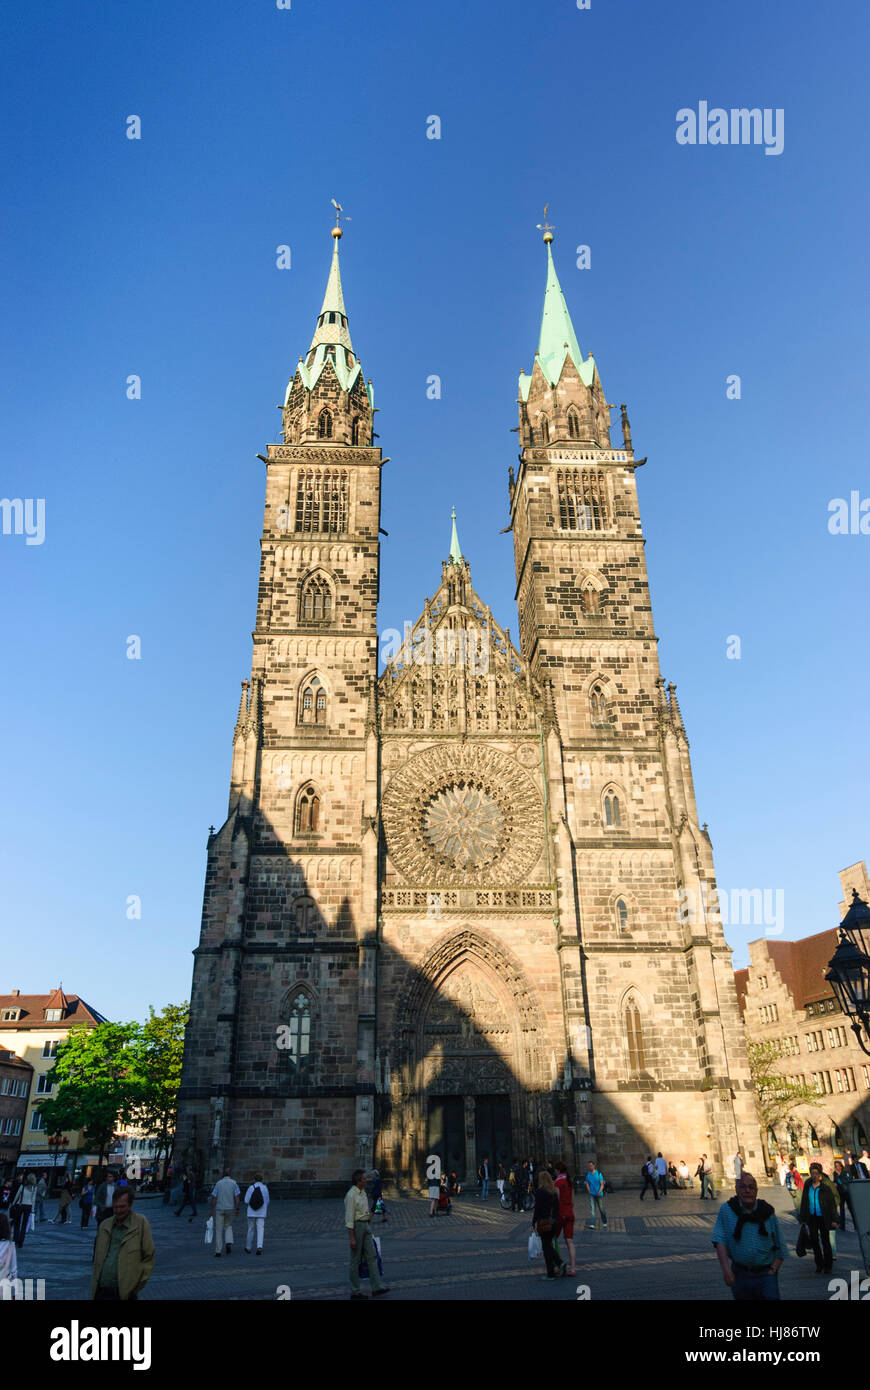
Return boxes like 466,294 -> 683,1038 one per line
539,415 -> 550,445
296,785 -> 321,833
318,409 -> 333,439
293,897 -> 319,933
351,416 -> 360,446
301,576 -> 332,623
590,683 -> 607,723
616,898 -> 629,933
625,998 -> 645,1073
808,1124 -> 821,1151
604,791 -> 621,827
582,588 -> 600,616
283,992 -> 311,1076
832,1125 -> 845,1152
567,408 -> 581,439
299,677 -> 327,726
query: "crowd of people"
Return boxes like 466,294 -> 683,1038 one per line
4,1142 -> 867,1302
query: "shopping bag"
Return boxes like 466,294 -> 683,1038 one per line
528,1232 -> 543,1260
204,1216 -> 214,1244
359,1235 -> 383,1280
795,1223 -> 809,1258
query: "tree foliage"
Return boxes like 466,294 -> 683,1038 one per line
38,1003 -> 189,1170
747,1039 -> 823,1162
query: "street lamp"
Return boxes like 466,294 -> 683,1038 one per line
825,892 -> 870,1057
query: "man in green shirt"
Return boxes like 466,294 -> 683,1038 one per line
91,1189 -> 155,1301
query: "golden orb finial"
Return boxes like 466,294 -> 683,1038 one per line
332,226 -> 342,239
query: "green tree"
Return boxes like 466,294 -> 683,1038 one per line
39,1022 -> 142,1170
129,1002 -> 189,1176
747,1039 -> 823,1170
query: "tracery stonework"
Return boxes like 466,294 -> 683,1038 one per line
381,743 -> 544,885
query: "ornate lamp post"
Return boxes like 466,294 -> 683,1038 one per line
825,891 -> 870,1056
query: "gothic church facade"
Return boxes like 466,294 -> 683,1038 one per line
175,225 -> 761,1189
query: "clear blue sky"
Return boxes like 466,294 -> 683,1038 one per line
2,0 -> 868,1021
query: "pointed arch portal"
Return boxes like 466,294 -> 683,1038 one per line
386,929 -> 551,1185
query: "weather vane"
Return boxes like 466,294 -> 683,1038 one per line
331,198 -> 351,238
536,204 -> 554,243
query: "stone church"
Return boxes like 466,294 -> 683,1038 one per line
174,221 -> 762,1190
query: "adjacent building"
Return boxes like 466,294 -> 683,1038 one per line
736,863 -> 870,1170
175,224 -> 762,1191
0,987 -> 107,1181
0,1050 -> 33,1180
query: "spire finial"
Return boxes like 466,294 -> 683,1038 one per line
536,203 -> 554,244
449,507 -> 463,564
330,197 -> 350,240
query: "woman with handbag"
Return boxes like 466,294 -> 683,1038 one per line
533,1171 -> 564,1280
798,1163 -> 837,1275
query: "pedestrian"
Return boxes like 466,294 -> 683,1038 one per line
833,1161 -> 852,1232
696,1154 -> 715,1200
369,1169 -> 387,1221
799,1163 -> 837,1275
712,1171 -> 786,1301
174,1170 -> 198,1222
677,1159 -> 692,1189
860,1147 -> 870,1174
533,1171 -> 564,1280
0,1212 -> 17,1289
79,1177 -> 95,1228
776,1153 -> 788,1186
786,1160 -> 804,1210
496,1160 -> 506,1200
34,1174 -> 48,1224
478,1154 -> 491,1201
94,1171 -> 117,1226
585,1159 -> 608,1230
208,1166 -> 240,1257
654,1152 -> 668,1198
554,1162 -> 576,1274
55,1180 -> 73,1225
509,1158 -> 523,1212
345,1168 -> 389,1299
243,1172 -> 269,1254
10,1173 -> 37,1247
733,1151 -> 744,1180
667,1161 -> 679,1189
639,1156 -> 659,1201
427,1164 -> 440,1217
91,1186 -> 155,1301
844,1148 -> 869,1181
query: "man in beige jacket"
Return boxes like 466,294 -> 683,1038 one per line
91,1188 -> 155,1301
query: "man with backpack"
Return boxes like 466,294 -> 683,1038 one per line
639,1156 -> 659,1201
243,1173 -> 270,1254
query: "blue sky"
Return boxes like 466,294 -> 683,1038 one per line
1,0 -> 868,1021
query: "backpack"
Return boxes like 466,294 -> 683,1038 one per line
249,1184 -> 264,1210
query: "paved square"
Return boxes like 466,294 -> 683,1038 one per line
14,1183 -> 864,1302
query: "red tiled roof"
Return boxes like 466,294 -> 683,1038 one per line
0,1050 -> 33,1072
0,992 -> 106,1029
735,928 -> 841,1009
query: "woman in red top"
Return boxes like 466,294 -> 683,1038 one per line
553,1162 -> 576,1276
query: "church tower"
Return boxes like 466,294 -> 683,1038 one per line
175,222 -> 383,1186
508,227 -> 761,1174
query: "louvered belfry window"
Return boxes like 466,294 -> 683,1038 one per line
557,469 -> 609,530
295,470 -> 348,533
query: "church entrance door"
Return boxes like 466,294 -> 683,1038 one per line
427,1096 -> 465,1183
475,1095 -> 512,1174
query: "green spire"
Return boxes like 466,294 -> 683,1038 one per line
519,239 -> 595,399
309,232 -> 353,353
449,506 -> 463,564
